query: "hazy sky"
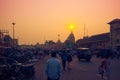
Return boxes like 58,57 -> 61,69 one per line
0,0 -> 120,44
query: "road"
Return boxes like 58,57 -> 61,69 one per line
32,55 -> 120,80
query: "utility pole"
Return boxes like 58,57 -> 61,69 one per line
12,22 -> 16,48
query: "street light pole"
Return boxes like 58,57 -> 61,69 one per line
12,22 -> 16,48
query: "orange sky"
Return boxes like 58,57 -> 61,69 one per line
0,0 -> 120,45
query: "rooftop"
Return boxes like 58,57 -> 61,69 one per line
108,18 -> 120,24
76,32 -> 110,44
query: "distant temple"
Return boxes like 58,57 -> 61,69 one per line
41,32 -> 76,50
65,31 -> 75,48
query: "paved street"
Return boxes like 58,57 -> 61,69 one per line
32,55 -> 120,80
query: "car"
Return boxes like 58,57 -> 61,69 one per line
76,48 -> 92,62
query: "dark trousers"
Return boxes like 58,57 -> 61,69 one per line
47,77 -> 59,80
62,60 -> 66,71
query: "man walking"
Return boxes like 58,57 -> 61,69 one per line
46,52 -> 62,80
61,50 -> 68,71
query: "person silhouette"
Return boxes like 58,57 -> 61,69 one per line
46,52 -> 62,80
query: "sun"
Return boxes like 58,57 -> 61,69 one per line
70,25 -> 74,30
69,24 -> 75,31
67,23 -> 76,32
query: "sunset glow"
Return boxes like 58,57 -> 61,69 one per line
68,24 -> 75,32
70,25 -> 75,31
0,0 -> 120,44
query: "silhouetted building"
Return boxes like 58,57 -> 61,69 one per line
4,35 -> 12,47
65,31 -> 75,48
76,18 -> 120,50
76,33 -> 110,49
108,19 -> 120,50
0,29 -> 18,47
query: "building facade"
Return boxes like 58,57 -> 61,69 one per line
76,33 -> 110,49
76,18 -> 120,50
108,19 -> 120,50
